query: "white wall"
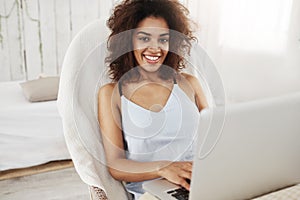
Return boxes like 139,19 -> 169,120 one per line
190,0 -> 300,102
0,0 -> 114,81
1,0 -> 299,103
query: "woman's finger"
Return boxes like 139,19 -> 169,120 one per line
178,177 -> 191,191
179,169 -> 192,180
181,162 -> 193,172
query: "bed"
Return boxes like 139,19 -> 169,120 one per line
0,81 -> 70,171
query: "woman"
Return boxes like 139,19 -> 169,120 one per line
98,0 -> 208,198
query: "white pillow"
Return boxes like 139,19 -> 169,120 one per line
20,76 -> 60,102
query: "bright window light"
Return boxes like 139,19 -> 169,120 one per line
219,0 -> 293,53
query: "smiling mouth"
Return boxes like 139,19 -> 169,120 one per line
143,55 -> 161,64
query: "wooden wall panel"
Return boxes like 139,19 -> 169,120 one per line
22,0 -> 43,80
39,0 -> 57,76
0,0 -> 116,81
0,0 -> 12,81
70,0 -> 99,38
0,0 -> 24,81
5,0 -> 24,80
99,0 -> 112,19
54,0 -> 71,74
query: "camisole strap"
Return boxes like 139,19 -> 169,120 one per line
119,77 -> 176,96
173,76 -> 177,84
118,81 -> 123,96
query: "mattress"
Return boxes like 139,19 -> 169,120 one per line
0,81 -> 70,171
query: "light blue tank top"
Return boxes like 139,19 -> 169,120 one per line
120,82 -> 200,199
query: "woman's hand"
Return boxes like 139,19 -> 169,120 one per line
157,161 -> 193,191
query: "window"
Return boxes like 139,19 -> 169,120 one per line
219,0 -> 293,53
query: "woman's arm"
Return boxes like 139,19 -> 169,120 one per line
181,73 -> 209,111
98,83 -> 192,190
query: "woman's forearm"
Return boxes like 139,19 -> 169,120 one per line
108,159 -> 170,182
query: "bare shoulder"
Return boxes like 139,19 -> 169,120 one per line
98,82 -> 122,109
179,72 -> 200,86
98,83 -> 117,97
179,72 -> 209,110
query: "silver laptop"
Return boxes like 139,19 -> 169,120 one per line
143,92 -> 300,200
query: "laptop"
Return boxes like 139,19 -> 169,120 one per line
143,92 -> 300,200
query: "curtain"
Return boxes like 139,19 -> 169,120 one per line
186,0 -> 300,103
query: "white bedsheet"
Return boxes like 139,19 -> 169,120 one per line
0,81 -> 70,171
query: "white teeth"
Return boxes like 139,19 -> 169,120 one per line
144,55 -> 159,61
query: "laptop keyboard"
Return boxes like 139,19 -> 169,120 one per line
166,188 -> 189,200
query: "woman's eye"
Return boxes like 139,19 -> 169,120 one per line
138,37 -> 150,42
159,38 -> 169,44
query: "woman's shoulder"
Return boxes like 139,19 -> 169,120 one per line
98,82 -> 122,107
99,83 -> 117,93
98,82 -> 118,98
178,72 -> 199,85
177,72 -> 203,95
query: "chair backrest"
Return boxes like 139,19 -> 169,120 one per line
57,19 -> 131,200
57,18 -> 225,200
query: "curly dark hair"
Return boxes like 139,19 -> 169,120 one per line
106,0 -> 196,82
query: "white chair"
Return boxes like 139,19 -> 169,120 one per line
57,17 -> 228,200
57,19 -> 133,200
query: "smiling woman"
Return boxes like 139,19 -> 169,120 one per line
132,17 -> 169,73
98,0 -> 208,199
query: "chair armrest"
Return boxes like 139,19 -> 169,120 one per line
89,186 -> 108,200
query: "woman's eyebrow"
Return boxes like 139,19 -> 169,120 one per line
136,32 -> 170,37
136,31 -> 151,36
160,33 -> 170,37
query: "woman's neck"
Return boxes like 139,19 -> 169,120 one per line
138,68 -> 161,82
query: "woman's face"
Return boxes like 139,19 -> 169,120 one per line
132,16 -> 169,74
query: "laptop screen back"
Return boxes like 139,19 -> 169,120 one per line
190,92 -> 300,200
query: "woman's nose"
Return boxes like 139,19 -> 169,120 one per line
148,41 -> 161,52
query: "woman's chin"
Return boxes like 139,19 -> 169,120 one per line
139,63 -> 162,73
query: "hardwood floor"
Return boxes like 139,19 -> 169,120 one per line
0,160 -> 74,181
0,166 -> 89,200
